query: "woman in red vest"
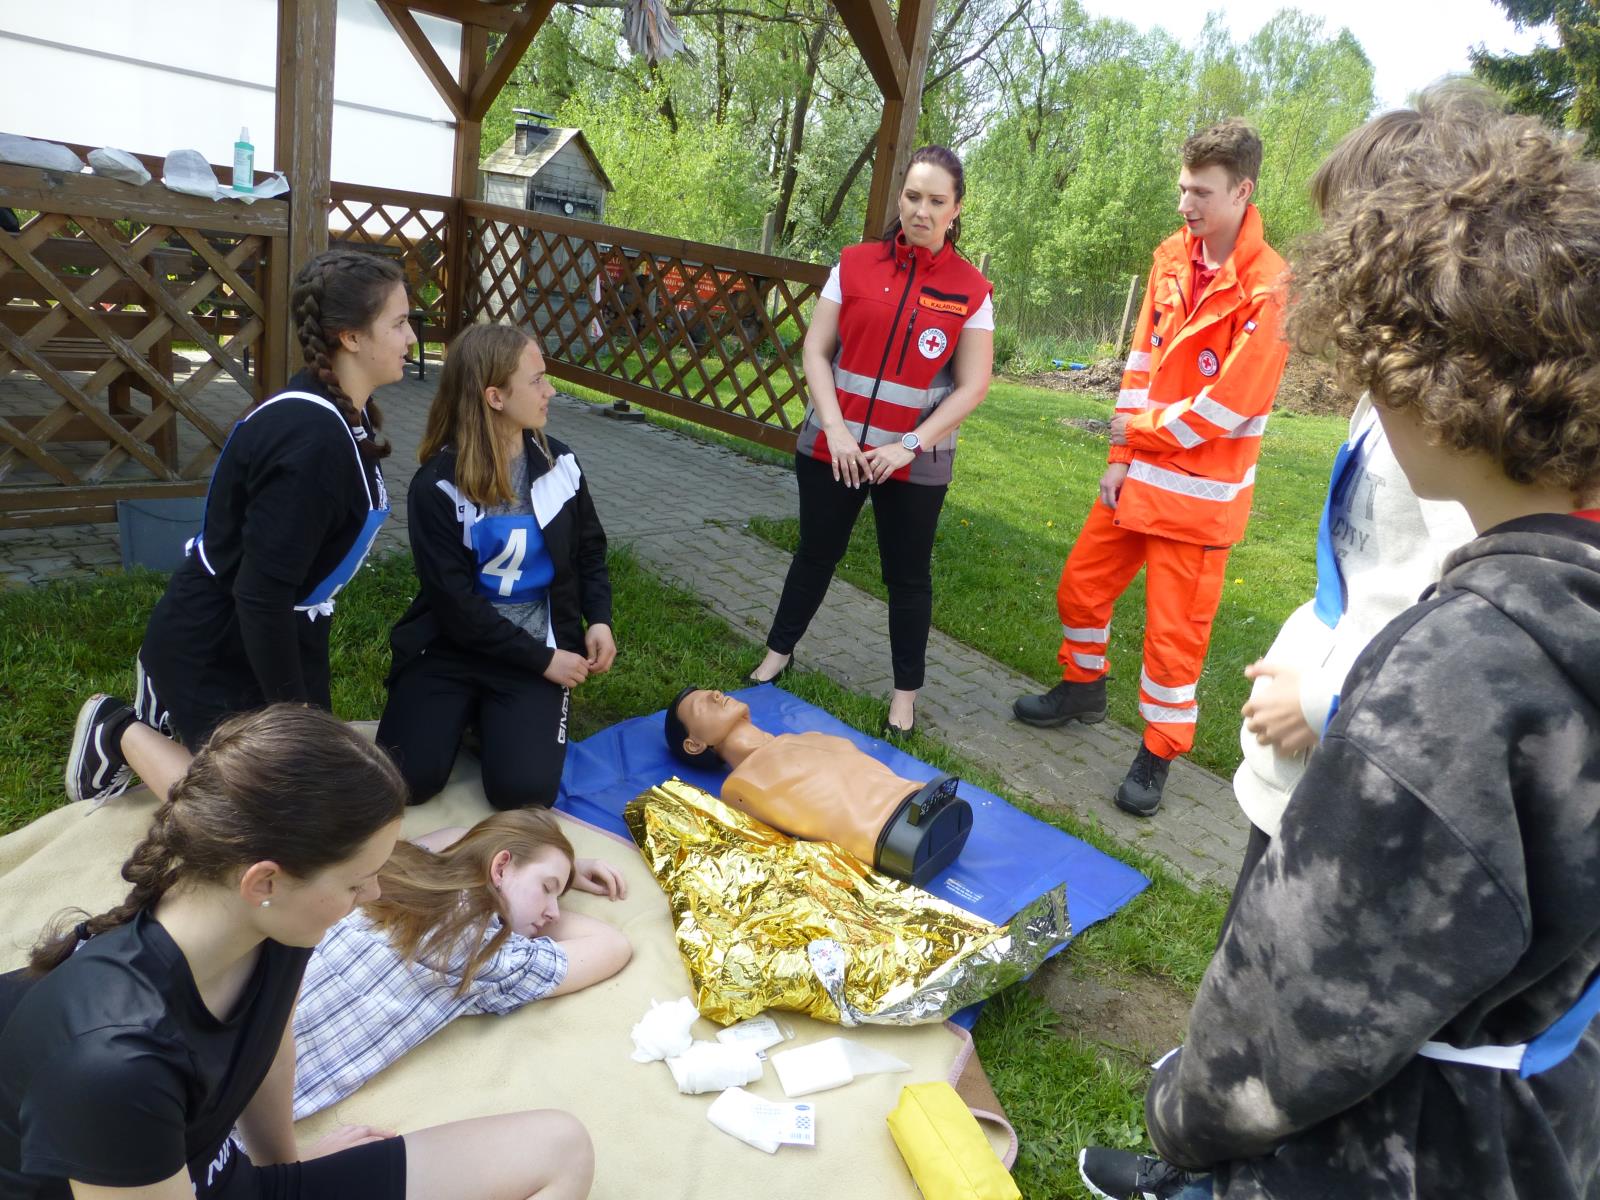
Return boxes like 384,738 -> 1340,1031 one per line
748,146 -> 994,736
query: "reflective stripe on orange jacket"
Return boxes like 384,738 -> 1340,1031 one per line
1110,205 -> 1289,546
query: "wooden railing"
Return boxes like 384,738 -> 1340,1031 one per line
0,164 -> 287,528
327,182 -> 453,342
462,199 -> 828,451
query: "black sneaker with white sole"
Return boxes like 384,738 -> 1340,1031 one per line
65,694 -> 136,805
1078,1147 -> 1208,1199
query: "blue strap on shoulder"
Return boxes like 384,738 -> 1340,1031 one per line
1312,427 -> 1374,628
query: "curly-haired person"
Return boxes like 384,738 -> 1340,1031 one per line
1077,100 -> 1600,1200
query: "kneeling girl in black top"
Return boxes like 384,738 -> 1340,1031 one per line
1,704 -> 597,1200
378,323 -> 614,809
65,250 -> 415,806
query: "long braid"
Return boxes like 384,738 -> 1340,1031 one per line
29,797 -> 185,974
28,705 -> 407,977
289,250 -> 406,466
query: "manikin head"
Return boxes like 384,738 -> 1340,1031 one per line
1177,119 -> 1261,248
664,687 -> 752,770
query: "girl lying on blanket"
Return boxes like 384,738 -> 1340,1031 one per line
57,712 -> 632,1120
1,705 -> 597,1200
293,808 -> 632,1118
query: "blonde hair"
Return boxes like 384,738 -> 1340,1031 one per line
420,323 -> 552,508
362,808 -> 576,996
1288,105 -> 1600,495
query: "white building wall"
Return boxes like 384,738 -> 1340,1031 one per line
0,0 -> 459,194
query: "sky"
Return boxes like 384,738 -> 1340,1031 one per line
1076,0 -> 1556,110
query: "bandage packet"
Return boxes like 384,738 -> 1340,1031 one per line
771,1036 -> 910,1097
706,1087 -> 816,1153
715,1014 -> 793,1055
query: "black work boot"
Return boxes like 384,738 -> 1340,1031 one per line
1012,678 -> 1108,728
1115,744 -> 1172,817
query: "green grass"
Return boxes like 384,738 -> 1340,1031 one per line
0,548 -> 1223,1197
749,379 -> 1348,777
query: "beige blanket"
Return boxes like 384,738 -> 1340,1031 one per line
0,752 -> 1012,1200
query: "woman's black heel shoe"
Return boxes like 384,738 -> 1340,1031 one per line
884,714 -> 915,740
746,656 -> 792,685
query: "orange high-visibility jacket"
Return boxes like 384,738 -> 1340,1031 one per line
1109,205 -> 1289,546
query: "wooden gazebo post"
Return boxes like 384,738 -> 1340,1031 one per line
272,0 -> 338,391
838,0 -> 937,240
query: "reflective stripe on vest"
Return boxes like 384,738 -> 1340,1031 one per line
1418,971 -> 1600,1079
1127,460 -> 1257,502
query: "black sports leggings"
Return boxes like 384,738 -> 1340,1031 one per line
765,451 -> 949,691
377,647 -> 571,809
198,1133 -> 405,1200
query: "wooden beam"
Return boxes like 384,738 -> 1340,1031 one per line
861,0 -> 936,240
467,0 -> 554,121
834,0 -> 907,101
275,0 -> 338,386
401,0 -> 520,32
445,24 -> 490,339
377,0 -> 469,119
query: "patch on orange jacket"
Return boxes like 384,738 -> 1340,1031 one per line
918,294 -> 969,316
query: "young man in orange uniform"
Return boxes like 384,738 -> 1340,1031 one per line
1015,120 -> 1289,816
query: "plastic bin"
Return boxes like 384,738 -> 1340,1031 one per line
117,496 -> 206,573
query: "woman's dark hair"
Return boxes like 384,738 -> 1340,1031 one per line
881,145 -> 968,254
30,705 -> 407,974
288,248 -> 408,465
663,686 -> 725,771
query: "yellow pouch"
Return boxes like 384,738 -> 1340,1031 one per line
886,1082 -> 1021,1200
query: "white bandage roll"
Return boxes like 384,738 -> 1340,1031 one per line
629,996 -> 700,1063
666,1041 -> 763,1094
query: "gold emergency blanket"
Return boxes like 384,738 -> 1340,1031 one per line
624,779 -> 1071,1026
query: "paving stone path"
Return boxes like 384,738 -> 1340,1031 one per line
1,369 -> 1248,889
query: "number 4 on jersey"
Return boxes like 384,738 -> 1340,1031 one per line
481,526 -> 527,596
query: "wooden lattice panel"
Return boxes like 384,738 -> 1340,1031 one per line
328,183 -> 452,337
0,164 -> 286,526
461,200 -> 829,450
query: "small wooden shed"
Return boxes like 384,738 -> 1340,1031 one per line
478,112 -> 611,221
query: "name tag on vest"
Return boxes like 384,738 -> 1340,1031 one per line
918,294 -> 968,317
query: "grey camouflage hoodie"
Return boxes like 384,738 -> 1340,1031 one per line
1148,514 -> 1600,1199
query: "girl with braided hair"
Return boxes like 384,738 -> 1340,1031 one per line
1,704 -> 597,1200
66,250 -> 418,806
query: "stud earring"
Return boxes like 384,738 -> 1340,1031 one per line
260,899 -> 272,909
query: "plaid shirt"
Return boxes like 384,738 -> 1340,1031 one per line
291,910 -> 567,1118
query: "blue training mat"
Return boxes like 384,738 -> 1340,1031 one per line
556,684 -> 1149,936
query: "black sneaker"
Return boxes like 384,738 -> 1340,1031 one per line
1078,1147 -> 1204,1199
1115,744 -> 1172,817
65,694 -> 135,805
1012,678 -> 1107,727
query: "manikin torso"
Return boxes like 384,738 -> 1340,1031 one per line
719,732 -> 916,865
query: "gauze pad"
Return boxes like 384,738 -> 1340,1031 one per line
771,1037 -> 910,1097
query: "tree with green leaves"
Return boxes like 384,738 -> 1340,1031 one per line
1471,0 -> 1600,151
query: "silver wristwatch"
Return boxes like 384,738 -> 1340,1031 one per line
900,432 -> 923,455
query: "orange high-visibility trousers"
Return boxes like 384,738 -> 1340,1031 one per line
1055,500 -> 1230,758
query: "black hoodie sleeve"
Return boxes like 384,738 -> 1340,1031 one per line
407,471 -> 556,674
231,442 -> 350,703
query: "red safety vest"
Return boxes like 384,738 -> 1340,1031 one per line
1110,205 -> 1290,546
797,234 -> 992,486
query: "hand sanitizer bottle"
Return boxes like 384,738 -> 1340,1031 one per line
232,128 -> 254,194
